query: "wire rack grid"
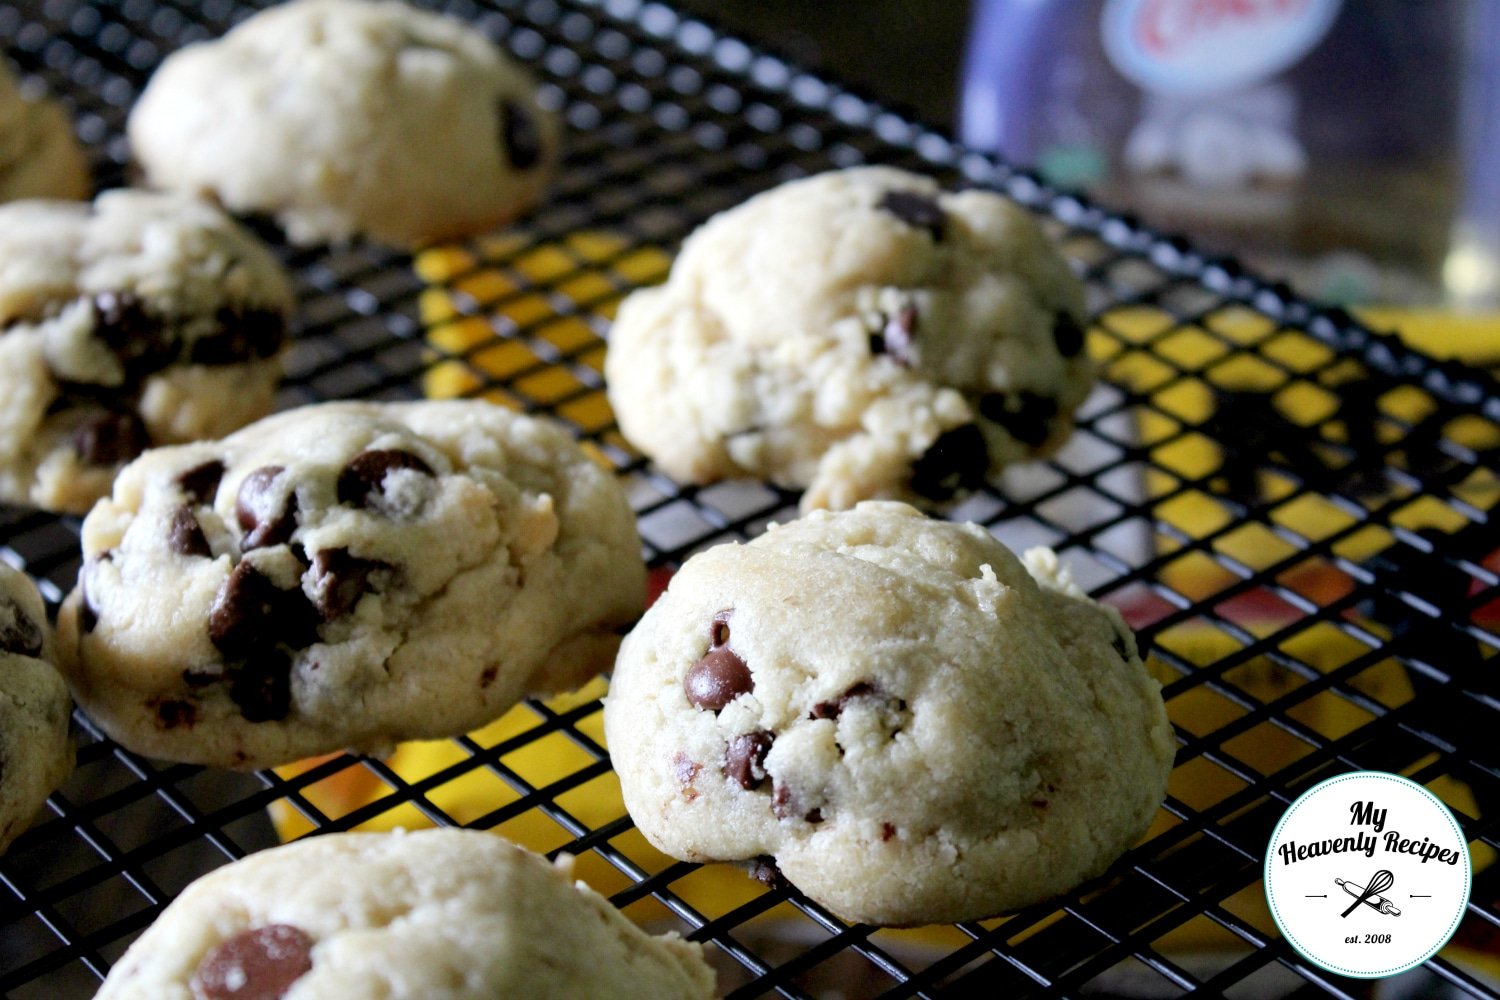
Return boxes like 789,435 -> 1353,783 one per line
1,0 -> 1497,997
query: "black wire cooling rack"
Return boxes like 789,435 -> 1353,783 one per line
2,0 -> 1498,997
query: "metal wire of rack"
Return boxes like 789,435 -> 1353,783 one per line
1,0 -> 1497,997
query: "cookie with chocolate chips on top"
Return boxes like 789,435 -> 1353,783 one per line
128,0 -> 560,247
604,502 -> 1173,926
0,189 -> 293,514
95,829 -> 716,1000
605,166 -> 1092,512
56,400 -> 644,769
0,563 -> 74,854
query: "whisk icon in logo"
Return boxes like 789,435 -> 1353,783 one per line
1265,772 -> 1471,978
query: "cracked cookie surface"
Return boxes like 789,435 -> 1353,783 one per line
0,564 -> 73,854
604,501 -> 1173,926
605,166 -> 1092,512
58,400 -> 644,769
96,828 -> 716,1000
128,0 -> 560,247
0,190 -> 292,513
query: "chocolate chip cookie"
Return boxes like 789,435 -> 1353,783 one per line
128,0 -> 560,247
605,166 -> 1092,512
0,564 -> 73,854
95,828 -> 716,999
0,190 -> 293,514
0,59 -> 90,204
57,400 -> 644,769
604,501 -> 1174,926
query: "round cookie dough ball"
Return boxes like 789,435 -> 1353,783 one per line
605,166 -> 1092,512
0,190 -> 294,514
95,828 -> 716,999
0,59 -> 90,204
604,501 -> 1174,926
0,563 -> 74,854
57,400 -> 645,769
128,0 -> 561,248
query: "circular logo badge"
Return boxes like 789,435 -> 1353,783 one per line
1265,772 -> 1471,978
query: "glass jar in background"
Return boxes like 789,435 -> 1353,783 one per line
961,0 -> 1499,309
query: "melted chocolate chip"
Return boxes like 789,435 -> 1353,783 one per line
0,596 -> 44,658
978,392 -> 1058,448
337,450 -> 435,514
178,460 -> 225,504
725,730 -> 773,791
208,563 -> 319,658
92,291 -> 175,382
229,651 -> 295,723
71,410 -> 149,466
236,466 -> 298,551
910,424 -> 989,501
684,647 -> 752,711
500,100 -> 542,170
153,699 -> 197,730
881,822 -> 897,842
311,548 -> 390,620
169,506 -> 212,558
809,681 -> 878,721
190,924 -> 314,1000
189,308 -> 287,365
1053,313 -> 1086,358
869,305 -> 917,366
878,190 -> 946,240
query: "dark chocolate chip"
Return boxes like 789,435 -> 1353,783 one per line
978,391 -> 1058,448
805,808 -> 824,824
878,190 -> 945,240
809,681 -> 878,721
0,596 -> 44,658
229,650 -> 295,723
153,699 -> 197,729
869,305 -> 917,366
190,924 -> 314,1000
236,466 -> 298,551
178,460 -> 225,504
169,506 -> 212,558
208,562 -> 319,658
748,856 -> 790,890
337,450 -> 435,514
190,307 -> 287,365
311,548 -> 390,620
910,424 -> 989,501
725,730 -> 773,791
182,666 -> 224,687
880,822 -> 897,842
92,291 -> 175,382
499,100 -> 542,170
71,410 -> 149,466
479,664 -> 498,688
1053,313 -> 1085,358
683,646 -> 752,712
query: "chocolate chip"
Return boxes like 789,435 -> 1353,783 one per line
236,466 -> 298,550
500,100 -> 542,170
92,291 -> 174,382
337,450 -> 435,514
71,410 -> 149,466
169,506 -> 212,558
748,856 -> 789,890
878,190 -> 945,240
880,822 -> 897,842
809,681 -> 878,721
178,460 -> 225,504
229,650 -> 295,723
771,781 -> 794,820
189,307 -> 287,365
311,548 -> 390,620
672,751 -> 701,786
153,699 -> 197,730
479,664 -> 498,688
182,666 -> 224,687
208,562 -> 319,659
910,424 -> 988,501
805,808 -> 824,824
190,924 -> 314,1000
0,596 -> 44,658
1053,313 -> 1085,358
869,305 -> 917,366
725,730 -> 773,791
684,647 -> 752,711
979,392 -> 1058,448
